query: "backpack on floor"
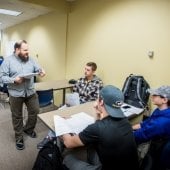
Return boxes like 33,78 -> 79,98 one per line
32,138 -> 68,170
122,74 -> 150,108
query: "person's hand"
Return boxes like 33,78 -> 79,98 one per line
60,133 -> 72,141
14,76 -> 24,84
132,123 -> 141,130
94,101 -> 103,120
38,68 -> 46,77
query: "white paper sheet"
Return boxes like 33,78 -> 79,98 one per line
19,72 -> 39,79
54,112 -> 95,136
121,103 -> 144,117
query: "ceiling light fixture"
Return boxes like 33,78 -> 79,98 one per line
0,9 -> 22,16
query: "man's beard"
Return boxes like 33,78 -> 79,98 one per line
18,53 -> 29,62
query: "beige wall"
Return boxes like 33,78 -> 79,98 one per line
1,1 -> 68,105
66,0 -> 170,89
1,0 -> 170,106
1,3 -> 67,82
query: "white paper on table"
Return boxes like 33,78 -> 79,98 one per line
54,112 -> 95,136
121,103 -> 144,117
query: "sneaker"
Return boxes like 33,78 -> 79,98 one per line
16,138 -> 25,150
37,137 -> 51,149
24,130 -> 37,138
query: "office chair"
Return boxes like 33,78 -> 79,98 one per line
139,139 -> 170,170
36,89 -> 54,107
36,89 -> 57,113
0,56 -> 4,65
0,84 -> 9,109
23,88 -> 54,124
160,140 -> 170,169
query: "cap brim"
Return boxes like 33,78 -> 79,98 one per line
105,104 -> 125,118
148,89 -> 160,96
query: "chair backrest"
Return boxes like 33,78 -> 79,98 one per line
0,56 -> 4,65
160,140 -> 170,169
140,139 -> 170,170
36,89 -> 54,107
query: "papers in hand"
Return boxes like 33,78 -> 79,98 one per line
19,72 -> 39,79
121,103 -> 144,117
54,112 -> 95,136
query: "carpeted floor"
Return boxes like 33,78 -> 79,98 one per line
0,104 -> 49,170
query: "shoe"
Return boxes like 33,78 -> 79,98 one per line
37,137 -> 51,149
24,130 -> 37,138
16,138 -> 25,150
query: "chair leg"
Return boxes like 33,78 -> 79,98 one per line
0,92 -> 7,109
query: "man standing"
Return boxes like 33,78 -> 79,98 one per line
0,40 -> 45,150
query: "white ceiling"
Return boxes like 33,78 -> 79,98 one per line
0,0 -> 52,30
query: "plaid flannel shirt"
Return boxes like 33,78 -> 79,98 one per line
73,75 -> 103,104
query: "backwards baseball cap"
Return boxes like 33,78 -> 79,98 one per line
148,85 -> 170,100
99,85 -> 125,118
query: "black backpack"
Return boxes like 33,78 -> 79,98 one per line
32,138 -> 68,170
122,74 -> 150,108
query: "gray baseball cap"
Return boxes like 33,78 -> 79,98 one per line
99,85 -> 125,118
148,85 -> 170,100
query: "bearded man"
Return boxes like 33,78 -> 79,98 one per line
0,40 -> 45,150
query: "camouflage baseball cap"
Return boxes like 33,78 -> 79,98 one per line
148,85 -> 170,99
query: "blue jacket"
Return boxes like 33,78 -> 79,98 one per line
134,108 -> 170,144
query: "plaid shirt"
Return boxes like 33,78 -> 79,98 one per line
73,75 -> 103,104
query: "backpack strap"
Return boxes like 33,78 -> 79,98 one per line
137,77 -> 145,108
122,74 -> 133,96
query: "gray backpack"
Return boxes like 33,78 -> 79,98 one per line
122,74 -> 150,108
